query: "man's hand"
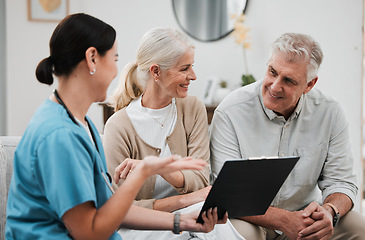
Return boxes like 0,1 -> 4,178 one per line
281,210 -> 315,240
240,206 -> 315,240
297,202 -> 333,240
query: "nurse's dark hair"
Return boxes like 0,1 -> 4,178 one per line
36,13 -> 116,85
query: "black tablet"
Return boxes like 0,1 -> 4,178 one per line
197,156 -> 300,223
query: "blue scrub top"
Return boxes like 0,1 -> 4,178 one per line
6,99 -> 121,240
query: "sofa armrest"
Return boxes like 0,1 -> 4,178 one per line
0,136 -> 21,239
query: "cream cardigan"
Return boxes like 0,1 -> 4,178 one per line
103,96 -> 210,209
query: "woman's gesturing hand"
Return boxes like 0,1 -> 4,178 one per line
114,155 -> 206,184
140,155 -> 206,178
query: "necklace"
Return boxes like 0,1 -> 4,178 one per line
143,99 -> 175,128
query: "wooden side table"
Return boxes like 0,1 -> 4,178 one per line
205,106 -> 216,124
99,103 -> 216,125
99,103 -> 114,126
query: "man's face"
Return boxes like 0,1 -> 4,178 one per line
261,52 -> 317,119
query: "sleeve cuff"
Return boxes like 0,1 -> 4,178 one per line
322,187 -> 357,207
132,199 -> 156,209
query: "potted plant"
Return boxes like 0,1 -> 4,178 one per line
231,13 -> 256,87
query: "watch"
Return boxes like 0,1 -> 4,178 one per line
173,212 -> 182,234
323,203 -> 340,227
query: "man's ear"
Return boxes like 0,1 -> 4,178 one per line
150,64 -> 160,80
303,77 -> 318,94
85,47 -> 97,72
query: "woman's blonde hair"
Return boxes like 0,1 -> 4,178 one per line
109,27 -> 194,111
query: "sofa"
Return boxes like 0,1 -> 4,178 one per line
0,136 -> 21,240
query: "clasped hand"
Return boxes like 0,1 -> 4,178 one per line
284,202 -> 333,240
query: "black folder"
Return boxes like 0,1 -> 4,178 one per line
197,156 -> 299,223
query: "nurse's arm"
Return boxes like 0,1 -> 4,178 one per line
61,156 -> 208,240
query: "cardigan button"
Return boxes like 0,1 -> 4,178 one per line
156,148 -> 161,154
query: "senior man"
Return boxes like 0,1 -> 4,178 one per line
210,33 -> 365,239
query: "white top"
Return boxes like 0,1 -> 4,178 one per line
77,118 -> 93,144
126,96 -> 178,199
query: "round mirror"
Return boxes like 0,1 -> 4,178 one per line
172,0 -> 248,42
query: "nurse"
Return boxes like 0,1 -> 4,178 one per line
5,13 -> 226,240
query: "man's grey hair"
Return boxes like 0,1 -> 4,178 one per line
271,33 -> 323,82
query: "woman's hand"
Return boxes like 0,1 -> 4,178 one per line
113,158 -> 142,184
180,208 -> 228,233
181,186 -> 212,206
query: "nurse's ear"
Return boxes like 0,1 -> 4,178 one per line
85,47 -> 98,75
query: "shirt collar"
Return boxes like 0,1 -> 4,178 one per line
258,82 -> 304,121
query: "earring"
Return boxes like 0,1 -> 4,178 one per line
90,69 -> 96,75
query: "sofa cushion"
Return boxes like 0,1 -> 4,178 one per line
0,136 -> 21,240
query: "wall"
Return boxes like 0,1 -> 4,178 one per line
0,0 -> 6,135
4,0 -> 364,209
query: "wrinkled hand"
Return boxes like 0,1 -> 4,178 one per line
114,158 -> 142,184
281,210 -> 315,240
297,202 -> 333,240
182,186 -> 212,206
181,208 -> 228,233
139,155 -> 207,179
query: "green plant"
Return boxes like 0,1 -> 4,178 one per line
241,74 -> 256,86
219,80 -> 227,88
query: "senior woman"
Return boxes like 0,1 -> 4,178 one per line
103,27 -> 244,240
104,27 -> 211,212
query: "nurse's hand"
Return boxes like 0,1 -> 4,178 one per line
181,207 -> 228,233
139,155 -> 206,178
